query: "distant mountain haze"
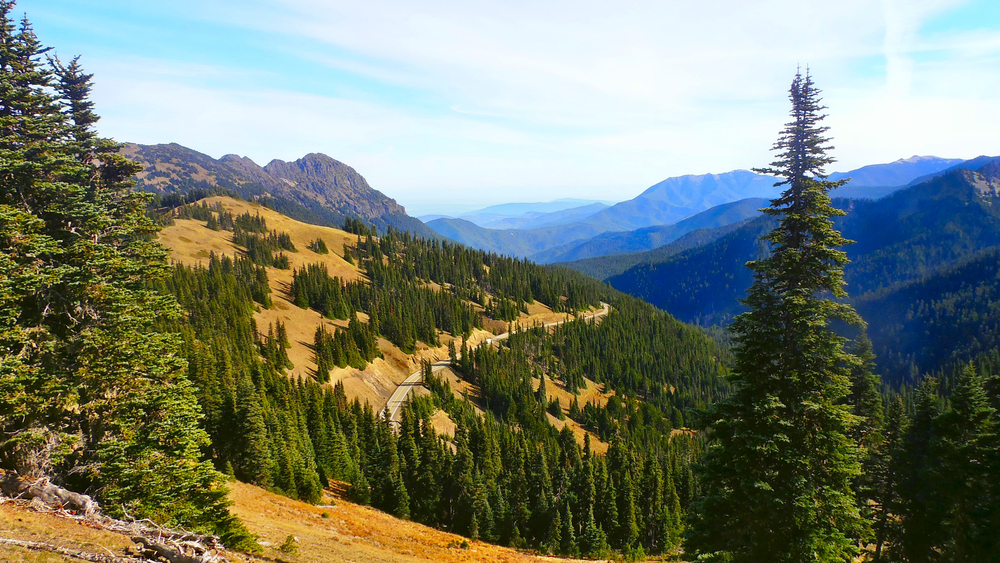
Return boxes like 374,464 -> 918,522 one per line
461,198 -> 614,219
122,142 -> 438,239
600,159 -> 1000,329
425,216 -> 611,258
423,171 -> 782,259
425,155 -> 964,261
534,198 -> 769,263
554,217 -> 758,281
904,154 -> 1000,187
478,202 -> 610,230
589,170 -> 779,232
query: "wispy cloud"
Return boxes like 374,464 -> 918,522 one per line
26,0 -> 1000,211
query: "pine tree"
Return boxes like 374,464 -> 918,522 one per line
544,503 -> 561,555
847,333 -> 885,553
559,500 -> 577,557
870,398 -> 906,563
579,506 -> 611,559
688,70 -> 864,563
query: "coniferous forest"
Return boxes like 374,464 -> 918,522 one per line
0,3 -> 998,563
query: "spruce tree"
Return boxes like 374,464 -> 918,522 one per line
871,398 -> 906,562
234,374 -> 273,487
688,70 -> 864,562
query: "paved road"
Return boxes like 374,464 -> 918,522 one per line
379,302 -> 610,423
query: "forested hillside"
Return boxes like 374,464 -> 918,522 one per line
855,246 -> 1000,386
603,163 -> 1000,387
150,194 -> 729,558
4,5 -> 997,563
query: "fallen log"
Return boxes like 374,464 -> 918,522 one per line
0,537 -> 143,563
132,536 -> 226,563
1,472 -> 231,562
0,473 -> 100,517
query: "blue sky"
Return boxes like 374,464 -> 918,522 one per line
21,0 -> 1000,215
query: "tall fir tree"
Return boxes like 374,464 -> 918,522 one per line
0,2 -> 249,544
870,398 -> 906,562
688,70 -> 864,563
895,378 -> 945,563
928,366 -> 998,562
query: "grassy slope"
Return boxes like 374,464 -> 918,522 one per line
157,197 -> 610,449
1,198 -> 618,563
0,482 -> 593,563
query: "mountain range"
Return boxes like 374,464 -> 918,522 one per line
426,155 -> 963,262
428,198 -> 613,229
583,160 -> 1000,385
122,142 -> 438,239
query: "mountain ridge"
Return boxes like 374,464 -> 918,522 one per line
123,142 -> 437,238
425,156 -> 965,260
600,160 -> 1000,329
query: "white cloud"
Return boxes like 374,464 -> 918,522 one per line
74,0 -> 1000,212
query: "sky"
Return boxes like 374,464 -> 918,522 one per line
20,0 -> 1000,216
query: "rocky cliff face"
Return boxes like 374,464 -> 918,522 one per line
968,160 -> 1000,199
122,143 -> 436,238
262,153 -> 408,219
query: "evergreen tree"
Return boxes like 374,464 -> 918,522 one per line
847,333 -> 885,553
895,378 -> 945,563
0,3 -> 247,543
689,70 -> 864,562
579,506 -> 611,559
234,374 -> 273,487
559,500 -> 577,557
870,398 -> 906,563
932,365 -> 998,562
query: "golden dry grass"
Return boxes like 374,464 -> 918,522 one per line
0,482 -> 614,563
156,197 -> 613,449
227,481 -> 603,563
157,197 -> 417,408
0,501 -> 133,562
534,376 -> 612,455
157,198 -> 606,414
157,198 -> 529,412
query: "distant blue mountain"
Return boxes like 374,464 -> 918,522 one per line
600,159 -> 1000,329
905,155 -> 1000,186
425,155 -> 977,260
830,155 -> 962,187
469,202 -> 610,230
462,198 -> 613,220
532,198 -> 768,263
584,170 -> 779,232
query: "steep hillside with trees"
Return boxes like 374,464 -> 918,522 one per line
151,194 -> 729,558
605,163 -> 1000,371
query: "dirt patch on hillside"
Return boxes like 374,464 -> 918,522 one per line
535,375 -> 611,455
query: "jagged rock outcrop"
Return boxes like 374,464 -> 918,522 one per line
121,143 -> 436,238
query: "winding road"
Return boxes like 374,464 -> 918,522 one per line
380,302 -> 611,423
